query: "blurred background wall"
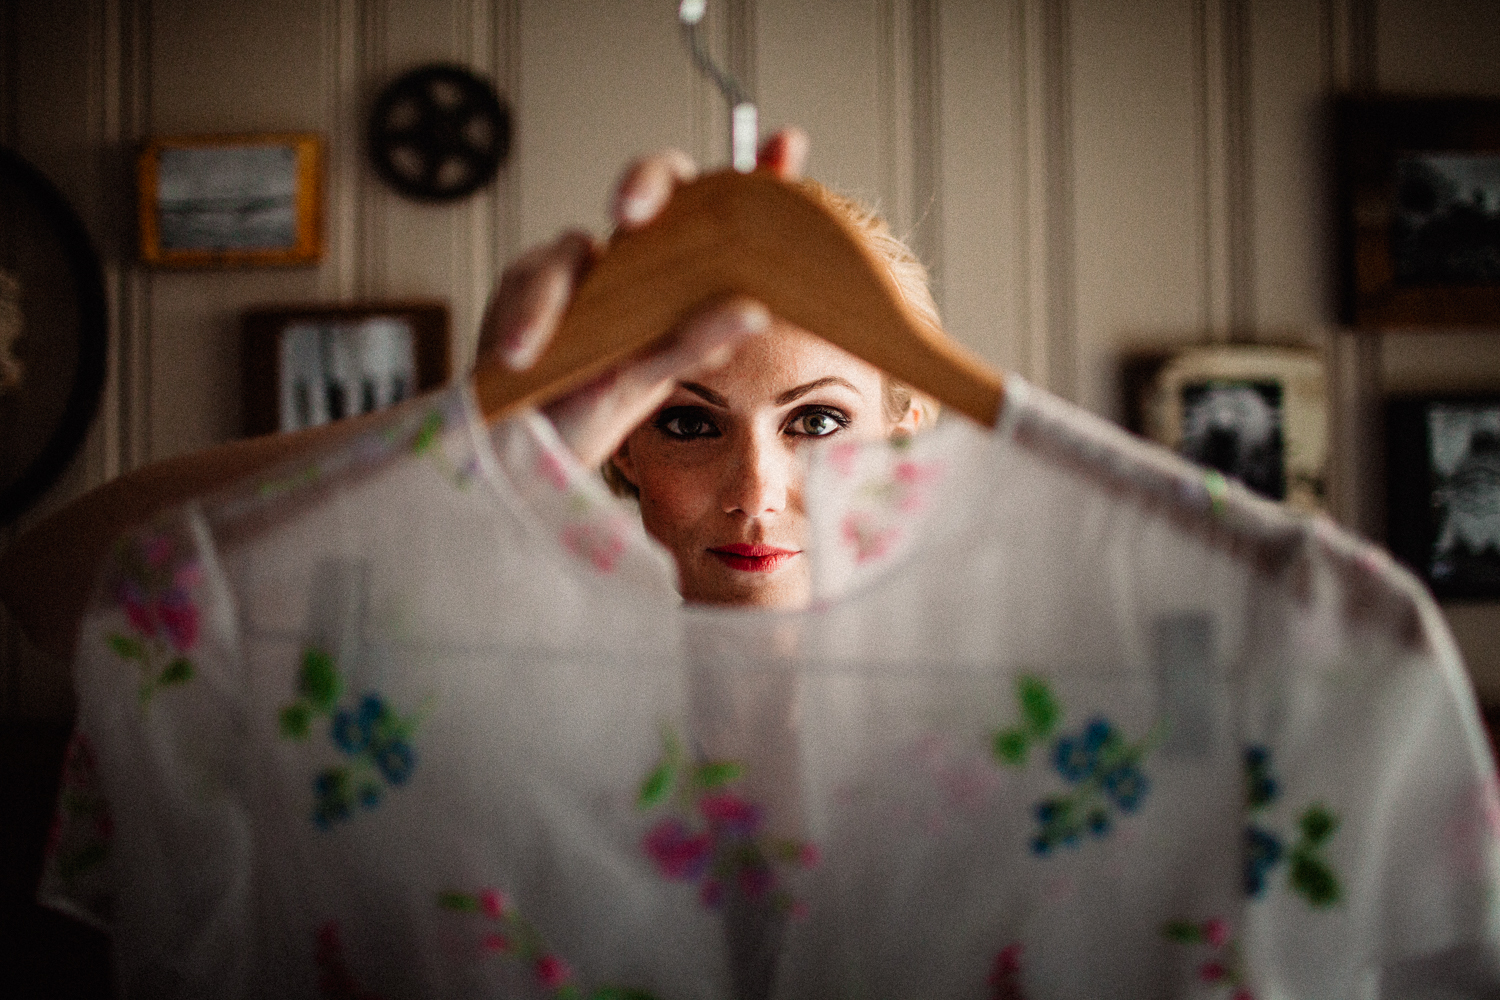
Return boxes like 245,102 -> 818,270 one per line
2,0 -> 1500,698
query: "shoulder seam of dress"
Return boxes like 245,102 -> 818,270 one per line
1005,379 -> 1431,651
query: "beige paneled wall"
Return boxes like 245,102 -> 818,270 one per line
5,0 -> 1500,712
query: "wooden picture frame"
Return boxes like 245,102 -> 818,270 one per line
1387,394 -> 1500,600
241,302 -> 450,437
138,133 -> 323,267
1137,345 -> 1328,512
1338,97 -> 1500,327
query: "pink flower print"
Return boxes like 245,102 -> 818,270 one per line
892,460 -> 943,512
698,792 -> 763,838
142,534 -> 174,569
736,863 -> 774,899
118,580 -> 157,638
481,932 -> 510,953
642,819 -> 714,881
1203,918 -> 1230,948
699,878 -> 724,909
788,900 -> 810,921
988,943 -> 1023,982
533,954 -> 571,990
157,588 -> 199,652
797,843 -> 821,869
1199,961 -> 1227,983
841,513 -> 898,564
829,441 -> 860,477
561,521 -> 626,573
173,561 -> 204,590
537,451 -> 571,492
479,888 -> 508,919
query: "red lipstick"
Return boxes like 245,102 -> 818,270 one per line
708,543 -> 799,573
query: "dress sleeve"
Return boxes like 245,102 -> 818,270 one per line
36,505 -> 254,996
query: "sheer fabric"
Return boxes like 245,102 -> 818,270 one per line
39,378 -> 1500,999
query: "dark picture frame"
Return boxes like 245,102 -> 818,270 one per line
241,302 -> 450,437
1387,395 -> 1500,600
1338,96 -> 1500,327
0,146 -> 108,525
138,133 -> 324,267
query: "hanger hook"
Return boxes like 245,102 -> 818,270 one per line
678,0 -> 758,173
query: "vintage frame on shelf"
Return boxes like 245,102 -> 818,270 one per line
1338,96 -> 1500,327
1137,345 -> 1328,512
241,302 -> 450,438
138,133 -> 324,267
1387,394 -> 1500,600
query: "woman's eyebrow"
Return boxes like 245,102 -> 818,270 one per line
775,376 -> 862,406
679,381 -> 729,407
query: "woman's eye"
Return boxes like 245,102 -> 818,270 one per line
785,408 -> 850,438
655,407 -> 721,440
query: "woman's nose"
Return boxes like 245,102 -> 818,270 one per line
721,427 -> 791,517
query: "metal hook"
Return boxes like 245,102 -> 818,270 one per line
678,0 -> 758,173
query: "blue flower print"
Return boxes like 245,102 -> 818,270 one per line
1240,746 -> 1341,907
1102,763 -> 1149,812
375,740 -> 416,785
1244,825 -> 1284,896
1086,807 -> 1111,836
280,646 -> 424,829
1244,745 -> 1278,809
995,677 -> 1163,856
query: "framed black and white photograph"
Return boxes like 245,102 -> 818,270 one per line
138,133 -> 323,267
241,303 -> 449,437
1338,97 -> 1500,326
1388,396 -> 1500,599
1140,346 -> 1327,512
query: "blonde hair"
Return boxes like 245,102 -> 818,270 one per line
603,178 -> 940,498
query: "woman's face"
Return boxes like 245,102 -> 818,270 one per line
613,321 -> 913,608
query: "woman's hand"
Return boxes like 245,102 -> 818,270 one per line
475,129 -> 809,468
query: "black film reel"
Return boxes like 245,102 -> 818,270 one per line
368,64 -> 510,202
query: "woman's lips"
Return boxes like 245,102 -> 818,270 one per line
708,543 -> 800,573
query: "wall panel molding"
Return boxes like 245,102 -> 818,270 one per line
876,0 -> 913,239
1195,0 -> 1254,341
1015,0 -> 1077,401
101,0 -> 153,474
909,0 -> 942,313
1323,0 -> 1376,93
323,0 -> 364,301
1321,0 -> 1379,535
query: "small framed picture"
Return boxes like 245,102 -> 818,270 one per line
1337,97 -> 1500,326
1388,396 -> 1500,600
1139,346 -> 1327,511
138,133 -> 323,267
241,302 -> 450,437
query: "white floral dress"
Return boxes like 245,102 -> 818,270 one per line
39,378 -> 1500,999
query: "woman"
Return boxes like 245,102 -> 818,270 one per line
479,131 -> 930,609
0,127 -> 927,656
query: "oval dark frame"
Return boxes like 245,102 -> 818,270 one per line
0,147 -> 108,524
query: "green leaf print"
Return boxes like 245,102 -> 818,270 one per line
638,762 -> 675,809
298,648 -> 341,710
159,658 -> 194,686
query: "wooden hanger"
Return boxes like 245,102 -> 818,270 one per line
471,169 -> 1005,428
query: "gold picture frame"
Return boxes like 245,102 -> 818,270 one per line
137,133 -> 323,267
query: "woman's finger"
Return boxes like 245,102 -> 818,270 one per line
476,230 -> 600,371
757,127 -> 809,180
612,148 -> 699,228
544,297 -> 770,468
